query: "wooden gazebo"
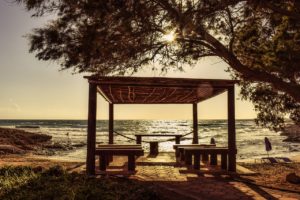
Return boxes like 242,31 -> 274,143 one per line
84,76 -> 238,175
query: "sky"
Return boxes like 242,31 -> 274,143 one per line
0,1 -> 257,120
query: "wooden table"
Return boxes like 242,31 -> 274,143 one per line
135,134 -> 183,154
95,148 -> 144,171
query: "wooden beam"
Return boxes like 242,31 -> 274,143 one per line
228,86 -> 236,172
86,83 -> 97,176
193,103 -> 199,144
109,103 -> 114,144
85,76 -> 239,87
97,87 -> 112,104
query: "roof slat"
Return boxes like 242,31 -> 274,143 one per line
85,76 -> 237,104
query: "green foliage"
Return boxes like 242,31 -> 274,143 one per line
239,81 -> 300,130
16,0 -> 300,128
232,1 -> 300,128
0,165 -> 160,200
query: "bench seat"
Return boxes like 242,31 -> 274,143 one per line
95,148 -> 144,171
173,144 -> 216,161
97,145 -> 142,149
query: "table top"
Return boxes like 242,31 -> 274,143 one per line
183,147 -> 229,153
181,146 -> 228,149
135,134 -> 182,137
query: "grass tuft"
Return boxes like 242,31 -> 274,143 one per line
0,165 -> 160,200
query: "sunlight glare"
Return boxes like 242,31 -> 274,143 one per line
163,31 -> 176,42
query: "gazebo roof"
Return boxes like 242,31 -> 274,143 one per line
84,76 -> 237,104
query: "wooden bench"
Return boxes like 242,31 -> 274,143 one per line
173,144 -> 216,162
97,144 -> 142,148
96,145 -> 143,171
135,134 -> 182,155
183,147 -> 229,170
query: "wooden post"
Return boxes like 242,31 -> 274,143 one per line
109,103 -> 114,144
210,153 -> 217,165
194,152 -> 200,170
136,135 -> 142,144
228,86 -> 236,172
86,83 -> 97,176
221,153 -> 228,170
175,136 -> 181,144
128,155 -> 136,171
193,103 -> 199,144
185,151 -> 192,165
100,155 -> 107,171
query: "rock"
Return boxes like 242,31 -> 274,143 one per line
283,136 -> 300,143
44,142 -> 73,150
72,142 -> 86,147
0,127 -> 52,154
286,173 -> 300,184
0,145 -> 25,154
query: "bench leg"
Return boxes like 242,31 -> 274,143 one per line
180,149 -> 185,162
128,155 -> 136,171
136,136 -> 142,144
100,155 -> 107,171
210,153 -> 217,165
175,136 -> 180,144
202,152 -> 209,162
185,152 -> 192,166
150,142 -> 159,155
175,148 -> 179,158
194,153 -> 200,170
106,154 -> 112,166
221,153 -> 227,170
108,155 -> 113,164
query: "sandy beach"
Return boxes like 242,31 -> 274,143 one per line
0,127 -> 299,199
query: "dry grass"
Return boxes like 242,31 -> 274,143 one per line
241,163 -> 300,192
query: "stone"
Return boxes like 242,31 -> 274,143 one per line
286,173 -> 300,184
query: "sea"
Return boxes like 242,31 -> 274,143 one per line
0,119 -> 299,162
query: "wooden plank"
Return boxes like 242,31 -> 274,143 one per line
108,103 -> 114,144
85,76 -> 238,87
228,86 -> 236,172
86,83 -> 97,176
97,144 -> 141,147
95,149 -> 144,156
193,103 -> 199,144
97,87 -> 112,103
86,76 -> 238,104
135,134 -> 183,137
183,147 -> 229,154
96,146 -> 142,149
173,144 -> 216,148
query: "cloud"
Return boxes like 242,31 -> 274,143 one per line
8,99 -> 21,112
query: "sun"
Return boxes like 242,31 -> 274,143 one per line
162,31 -> 176,42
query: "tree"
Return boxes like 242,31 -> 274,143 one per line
231,0 -> 300,129
16,0 -> 300,128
